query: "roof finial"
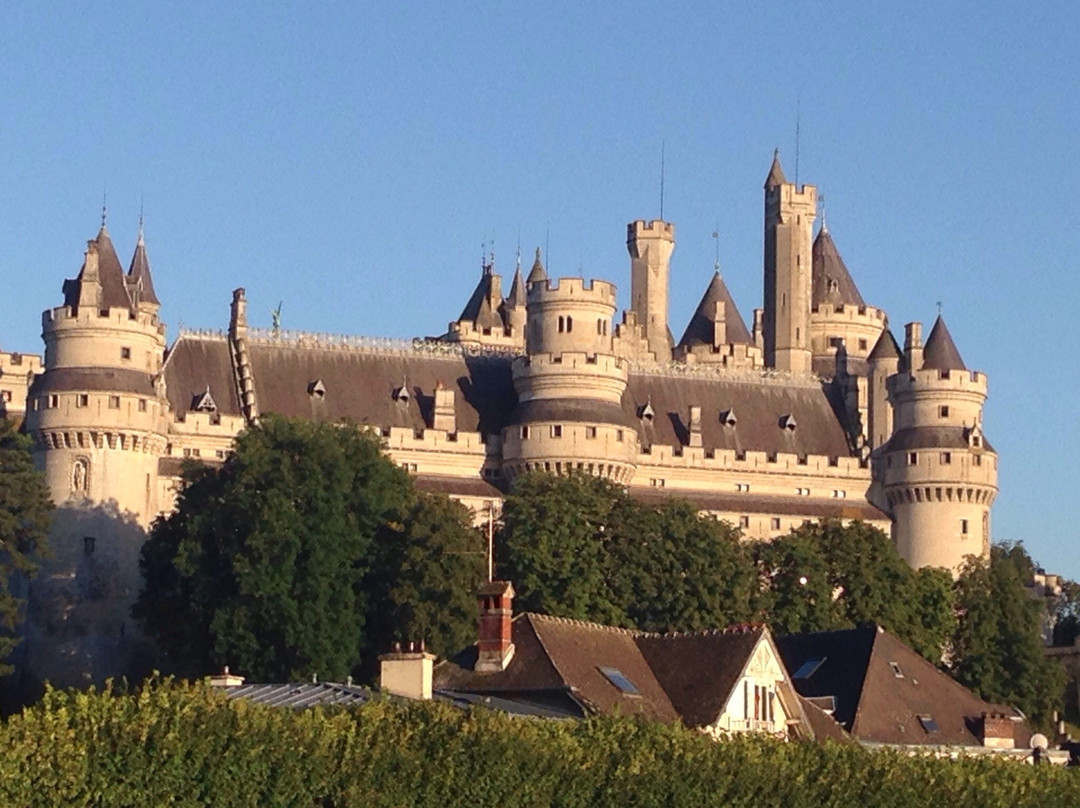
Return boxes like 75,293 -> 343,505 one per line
100,191 -> 108,230
137,197 -> 145,245
712,224 -> 721,274
937,300 -> 943,317
820,194 -> 828,234
516,229 -> 522,271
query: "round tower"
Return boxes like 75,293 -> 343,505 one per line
502,275 -> 638,482
881,318 -> 997,574
26,225 -> 170,525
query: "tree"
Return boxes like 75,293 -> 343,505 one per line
0,419 -> 52,675
751,520 -> 955,660
134,415 -> 413,682
368,492 -> 485,661
952,545 -> 1066,730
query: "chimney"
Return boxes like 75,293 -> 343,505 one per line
752,308 -> 764,350
978,712 -> 1016,749
208,665 -> 246,688
476,580 -> 516,672
711,300 -> 727,348
433,381 -> 456,432
230,288 -> 248,339
379,640 -> 436,700
904,322 -> 923,371
688,405 -> 703,448
77,240 -> 102,309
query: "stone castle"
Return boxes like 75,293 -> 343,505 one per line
0,152 -> 997,693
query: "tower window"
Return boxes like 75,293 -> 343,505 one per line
76,394 -> 88,408
566,316 -> 573,332
828,336 -> 842,348
616,430 -> 624,442
550,425 -> 562,438
520,426 -> 530,440
108,396 -> 120,409
941,452 -> 952,464
83,536 -> 96,555
138,399 -> 147,412
120,347 -> 131,360
558,316 -> 564,333
973,455 -> 982,466
961,519 -> 969,535
585,426 -> 597,439
939,406 -> 949,418
48,395 -> 58,408
739,516 -> 750,528
771,518 -> 781,530
908,452 -> 918,465
858,338 -> 868,351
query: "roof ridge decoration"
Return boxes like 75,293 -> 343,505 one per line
525,612 -> 652,637
657,623 -> 765,639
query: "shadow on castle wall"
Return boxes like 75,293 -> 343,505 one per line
2,501 -> 161,711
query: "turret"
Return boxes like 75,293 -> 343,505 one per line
442,254 -> 525,350
763,151 -> 816,373
880,316 -> 997,574
502,275 -> 637,482
503,264 -> 527,341
627,219 -> 675,362
867,328 -> 901,451
674,271 -> 763,369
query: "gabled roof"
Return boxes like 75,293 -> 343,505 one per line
63,226 -> 134,310
765,150 -> 787,189
127,232 -> 160,306
776,625 -> 1030,749
676,272 -> 753,349
868,329 -> 901,362
436,614 -> 779,729
921,316 -> 967,371
812,228 -> 865,308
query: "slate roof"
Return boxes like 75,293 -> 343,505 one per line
62,226 -> 133,311
127,234 -> 160,306
883,425 -> 994,454
162,335 -> 243,418
812,229 -> 866,308
632,488 -> 887,522
922,316 -> 967,371
29,367 -> 156,397
436,614 -> 779,729
677,272 -> 753,349
776,625 -> 1030,749
765,151 -> 787,189
457,269 -> 504,331
526,248 -> 547,284
868,329 -> 901,362
505,267 -> 527,308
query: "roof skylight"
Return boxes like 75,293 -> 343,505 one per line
598,666 -> 640,696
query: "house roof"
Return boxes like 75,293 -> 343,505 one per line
812,229 -> 865,308
676,272 -> 753,349
921,316 -> 967,372
436,614 -> 780,729
776,625 -> 1030,749
223,681 -> 376,708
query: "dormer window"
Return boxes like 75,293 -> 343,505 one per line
308,379 -> 326,399
720,409 -> 737,427
638,401 -> 655,422
192,387 -> 217,412
779,414 -> 797,431
393,382 -> 410,404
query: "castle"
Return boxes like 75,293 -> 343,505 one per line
0,153 -> 997,692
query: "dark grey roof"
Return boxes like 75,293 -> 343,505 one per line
883,426 -> 994,454
812,229 -> 865,308
457,270 -> 504,331
511,397 -> 637,429
868,329 -> 901,362
526,248 -> 547,284
632,487 -> 887,522
921,316 -> 967,372
127,235 -> 160,306
505,266 -> 527,308
413,475 -> 503,498
677,272 -> 752,349
765,151 -> 787,189
63,226 -> 133,310
29,367 -> 156,396
162,336 -> 243,418
223,681 -> 375,708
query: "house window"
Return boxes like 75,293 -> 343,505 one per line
939,405 -> 949,418
550,425 -> 562,438
908,452 -> 918,465
793,658 -> 826,680
108,396 -> 120,409
771,518 -> 781,530
917,715 -> 939,733
585,426 -> 597,439
941,452 -> 951,464
121,347 -> 131,360
76,394 -> 88,408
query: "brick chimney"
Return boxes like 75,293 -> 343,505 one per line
476,580 -> 516,672
978,712 -> 1016,749
379,640 -> 436,700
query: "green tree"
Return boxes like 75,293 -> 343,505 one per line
134,415 -> 412,681
497,470 -> 629,625
952,546 -> 1066,729
368,492 -> 485,661
0,419 -> 52,675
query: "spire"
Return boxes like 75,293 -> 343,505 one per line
765,148 -> 787,189
456,264 -> 502,331
868,328 -> 901,362
505,265 -> 527,308
526,247 -> 547,285
65,218 -> 132,310
922,315 -> 967,371
677,271 -> 752,348
811,227 -> 865,307
127,222 -> 160,307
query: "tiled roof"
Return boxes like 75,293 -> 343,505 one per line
677,272 -> 753,348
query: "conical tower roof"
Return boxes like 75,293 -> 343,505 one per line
764,150 -> 787,189
868,328 -> 901,361
526,247 -> 547,285
677,271 -> 752,348
812,228 -> 865,307
127,230 -> 160,306
505,265 -> 527,308
457,269 -> 503,330
64,225 -> 133,310
922,315 -> 967,371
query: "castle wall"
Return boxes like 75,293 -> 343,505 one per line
0,350 -> 42,422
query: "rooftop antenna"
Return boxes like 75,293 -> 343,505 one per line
795,96 -> 801,187
659,140 -> 666,220
712,224 -> 721,273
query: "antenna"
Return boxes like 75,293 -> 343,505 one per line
138,195 -> 145,243
712,224 -> 721,273
795,96 -> 801,187
659,140 -> 666,220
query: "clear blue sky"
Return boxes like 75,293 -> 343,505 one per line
2,3 -> 1078,575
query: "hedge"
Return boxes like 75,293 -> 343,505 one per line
0,679 -> 1074,807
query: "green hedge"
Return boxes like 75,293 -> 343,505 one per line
0,679 -> 1074,807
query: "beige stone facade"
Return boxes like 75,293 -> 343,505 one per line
5,153 -> 997,691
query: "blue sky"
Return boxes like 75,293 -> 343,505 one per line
2,3 -> 1078,575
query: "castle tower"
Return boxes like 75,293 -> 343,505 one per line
503,263 -> 527,342
763,151 -> 816,373
627,219 -> 675,362
866,328 -> 901,451
502,274 -> 638,482
674,271 -> 763,369
881,317 -> 997,574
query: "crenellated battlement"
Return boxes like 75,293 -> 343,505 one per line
44,304 -> 165,335
889,367 -> 989,397
527,276 -> 618,306
811,303 -> 888,324
514,351 -> 629,375
627,219 -> 675,241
